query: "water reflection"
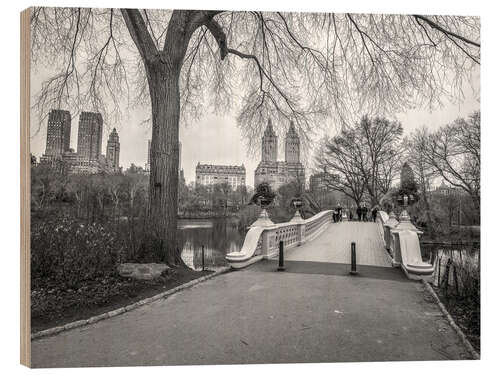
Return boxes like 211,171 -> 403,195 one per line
178,218 -> 245,270
420,243 -> 480,265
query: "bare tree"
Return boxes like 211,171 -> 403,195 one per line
317,115 -> 403,207
420,111 -> 480,210
316,132 -> 366,208
30,8 -> 480,263
404,127 -> 438,236
106,174 -> 124,220
66,174 -> 88,218
356,116 -> 404,205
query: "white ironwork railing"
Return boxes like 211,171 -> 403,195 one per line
226,210 -> 333,268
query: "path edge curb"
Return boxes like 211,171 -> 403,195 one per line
31,267 -> 231,341
422,280 -> 480,360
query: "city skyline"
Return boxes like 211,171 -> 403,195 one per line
30,101 -> 478,187
39,110 -> 120,174
30,66 -> 479,186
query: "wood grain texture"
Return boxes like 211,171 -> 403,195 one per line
20,7 -> 31,368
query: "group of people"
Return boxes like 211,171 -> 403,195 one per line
332,205 -> 344,223
331,204 -> 379,223
356,205 -> 378,222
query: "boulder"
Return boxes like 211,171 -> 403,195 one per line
117,263 -> 169,281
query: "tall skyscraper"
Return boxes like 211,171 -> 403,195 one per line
106,128 -> 120,171
77,112 -> 103,160
261,118 -> 278,162
285,121 -> 300,163
44,109 -> 71,156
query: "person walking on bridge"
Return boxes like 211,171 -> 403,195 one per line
336,204 -> 343,222
361,204 -> 368,222
371,206 -> 378,222
356,206 -> 362,221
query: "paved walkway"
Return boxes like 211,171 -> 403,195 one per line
284,222 -> 392,267
31,261 -> 471,367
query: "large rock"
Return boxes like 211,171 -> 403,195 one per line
117,263 -> 169,281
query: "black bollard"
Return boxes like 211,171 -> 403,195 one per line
350,242 -> 358,275
277,241 -> 285,271
201,245 -> 205,271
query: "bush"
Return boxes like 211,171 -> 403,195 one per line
31,217 -> 125,289
437,252 -> 480,349
451,255 -> 480,304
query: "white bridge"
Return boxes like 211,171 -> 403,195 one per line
226,210 -> 332,268
226,209 -> 434,280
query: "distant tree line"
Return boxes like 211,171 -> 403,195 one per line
404,111 -> 480,238
179,182 -> 252,218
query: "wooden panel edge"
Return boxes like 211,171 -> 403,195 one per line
20,7 -> 31,368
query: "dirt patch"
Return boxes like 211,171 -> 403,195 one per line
31,267 -> 213,333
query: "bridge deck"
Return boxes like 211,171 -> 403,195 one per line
282,221 -> 392,267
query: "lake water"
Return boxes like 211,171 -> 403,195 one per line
420,242 -> 480,265
177,219 -> 480,271
178,218 -> 245,270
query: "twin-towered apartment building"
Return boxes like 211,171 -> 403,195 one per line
195,118 -> 305,191
40,109 -> 120,174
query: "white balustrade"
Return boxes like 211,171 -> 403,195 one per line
376,210 -> 434,280
226,210 -> 333,269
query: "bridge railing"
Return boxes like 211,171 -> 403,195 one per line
376,210 -> 434,280
226,210 -> 333,269
376,211 -> 396,258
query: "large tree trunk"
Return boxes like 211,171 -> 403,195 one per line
146,62 -> 182,264
121,9 -> 216,265
144,10 -> 196,265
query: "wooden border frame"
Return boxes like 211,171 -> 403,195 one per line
20,7 -> 31,367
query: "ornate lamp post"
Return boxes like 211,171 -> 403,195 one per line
290,196 -> 304,222
249,182 -> 276,227
393,163 -> 422,233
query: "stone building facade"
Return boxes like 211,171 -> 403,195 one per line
196,163 -> 246,190
254,119 -> 305,190
61,152 -> 111,174
44,109 -> 72,156
106,128 -> 120,172
309,172 -> 329,192
77,112 -> 103,160
432,180 -> 466,197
